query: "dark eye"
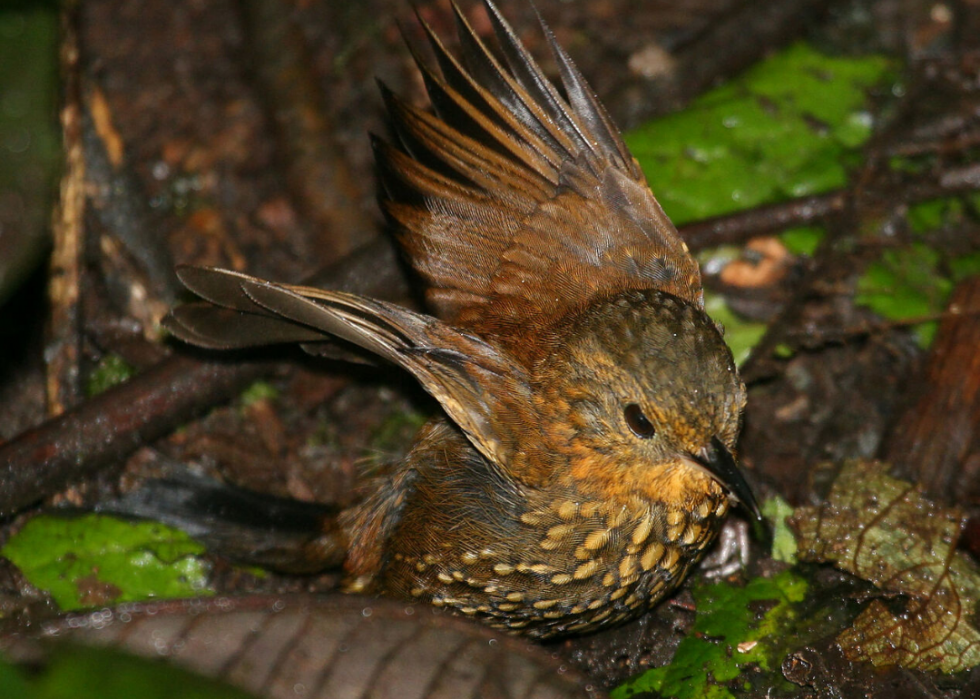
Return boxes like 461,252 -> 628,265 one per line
624,404 -> 656,438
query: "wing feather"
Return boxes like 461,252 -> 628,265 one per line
166,266 -> 534,471
378,0 -> 702,346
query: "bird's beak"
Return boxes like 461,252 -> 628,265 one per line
687,437 -> 762,523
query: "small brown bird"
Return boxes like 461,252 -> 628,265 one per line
165,0 -> 759,639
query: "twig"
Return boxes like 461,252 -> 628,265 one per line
679,161 -> 980,251
0,237 -> 405,519
45,2 -> 84,416
680,192 -> 845,250
0,354 -> 273,518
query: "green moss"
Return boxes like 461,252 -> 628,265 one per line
239,380 -> 279,406
86,355 -> 136,397
612,571 -> 808,699
1,514 -> 212,611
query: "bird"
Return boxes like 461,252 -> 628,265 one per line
164,0 -> 760,640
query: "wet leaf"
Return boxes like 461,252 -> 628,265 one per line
855,196 -> 980,348
626,43 -> 891,226
854,243 -> 951,330
611,571 -> 807,698
1,514 -> 212,611
0,658 -> 31,699
950,251 -> 980,280
780,226 -> 824,257
789,460 -> 980,673
762,496 -> 798,564
906,198 -> 965,235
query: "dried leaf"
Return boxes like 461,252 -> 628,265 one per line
789,460 -> 980,672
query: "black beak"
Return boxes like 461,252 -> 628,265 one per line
692,437 -> 763,524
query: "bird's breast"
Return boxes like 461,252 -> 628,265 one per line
381,487 -> 730,639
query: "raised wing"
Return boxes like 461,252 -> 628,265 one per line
165,266 -> 533,472
376,0 -> 702,345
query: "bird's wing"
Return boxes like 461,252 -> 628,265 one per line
377,0 -> 702,344
165,266 -> 533,472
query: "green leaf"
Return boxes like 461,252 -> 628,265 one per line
854,242 -> 964,348
0,659 -> 32,699
906,198 -> 963,235
780,226 -> 824,256
950,251 -> 980,281
854,197 -> 980,348
1,514 -> 212,611
856,243 -> 951,321
704,293 -> 768,367
626,43 -> 892,226
772,343 -> 796,359
612,571 -> 807,699
762,496 -> 798,564
914,321 -> 939,348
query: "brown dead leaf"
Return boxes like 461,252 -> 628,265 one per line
719,236 -> 791,288
789,460 -> 980,672
75,573 -> 123,607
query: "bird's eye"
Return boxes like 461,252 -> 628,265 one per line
624,404 -> 656,438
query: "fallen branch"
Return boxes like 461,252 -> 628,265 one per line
881,276 -> 980,503
0,354 -> 272,518
0,237 -> 405,519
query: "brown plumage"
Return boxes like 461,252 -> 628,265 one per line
375,2 -> 700,345
164,0 -> 759,639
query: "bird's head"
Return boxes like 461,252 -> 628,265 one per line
530,289 -> 758,520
